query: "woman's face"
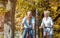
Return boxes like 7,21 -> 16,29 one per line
44,12 -> 49,17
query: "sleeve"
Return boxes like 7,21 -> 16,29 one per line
41,18 -> 44,26
50,18 -> 53,26
21,17 -> 26,24
32,17 -> 35,24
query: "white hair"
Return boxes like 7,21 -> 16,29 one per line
44,10 -> 50,14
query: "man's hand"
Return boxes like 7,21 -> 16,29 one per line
20,24 -> 24,34
39,26 -> 41,29
20,24 -> 24,31
21,25 -> 24,30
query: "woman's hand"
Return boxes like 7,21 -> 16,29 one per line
39,25 -> 45,29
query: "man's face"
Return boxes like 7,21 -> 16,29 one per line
27,11 -> 32,18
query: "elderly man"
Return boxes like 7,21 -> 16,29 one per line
21,11 -> 35,38
40,10 -> 53,38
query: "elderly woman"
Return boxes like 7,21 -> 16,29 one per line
40,10 -> 53,38
21,11 -> 35,38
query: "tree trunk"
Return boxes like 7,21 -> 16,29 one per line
4,0 -> 16,38
10,0 -> 16,38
